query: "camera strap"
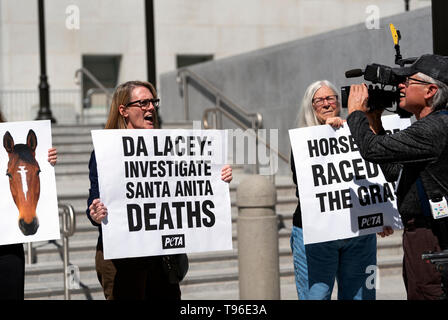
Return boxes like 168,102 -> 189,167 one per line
415,177 -> 432,218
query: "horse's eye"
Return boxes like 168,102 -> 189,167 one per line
6,172 -> 12,179
37,170 -> 41,176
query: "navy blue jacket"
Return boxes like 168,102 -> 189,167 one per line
86,151 -> 102,246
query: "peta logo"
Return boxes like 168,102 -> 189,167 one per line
358,213 -> 383,230
162,234 -> 185,249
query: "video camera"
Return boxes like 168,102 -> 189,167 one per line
422,249 -> 448,299
340,24 -> 415,118
422,250 -> 448,278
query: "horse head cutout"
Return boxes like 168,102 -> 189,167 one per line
3,129 -> 41,236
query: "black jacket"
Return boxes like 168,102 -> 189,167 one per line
86,151 -> 102,246
290,152 -> 303,228
347,110 -> 448,247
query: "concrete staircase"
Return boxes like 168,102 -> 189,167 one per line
23,123 -> 405,300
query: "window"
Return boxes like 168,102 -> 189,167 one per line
81,55 -> 121,106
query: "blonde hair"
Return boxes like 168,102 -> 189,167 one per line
105,80 -> 159,129
296,80 -> 340,128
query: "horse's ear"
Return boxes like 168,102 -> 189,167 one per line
3,131 -> 14,153
27,129 -> 37,152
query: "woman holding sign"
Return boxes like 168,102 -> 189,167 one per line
290,80 -> 377,300
86,80 -> 232,300
0,110 -> 58,300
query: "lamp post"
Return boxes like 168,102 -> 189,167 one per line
145,0 -> 161,127
432,0 -> 448,56
36,0 -> 56,123
145,0 -> 156,87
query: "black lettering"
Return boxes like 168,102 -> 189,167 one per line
311,164 -> 326,186
122,136 -> 134,156
187,201 -> 202,228
127,204 -> 142,231
328,137 -> 340,155
164,137 -> 174,155
365,161 -> 379,178
338,136 -> 350,153
327,163 -> 342,184
315,192 -> 327,212
339,161 -> 353,182
202,200 -> 215,227
319,138 -> 329,156
328,190 -> 341,211
383,183 -> 395,201
369,184 -> 382,204
126,182 -> 134,199
198,137 -> 208,156
188,136 -> 195,156
159,203 -> 174,230
341,188 -> 353,208
154,136 -> 163,156
143,203 -> 157,230
357,186 -> 370,206
136,136 -> 148,156
352,158 -> 366,180
175,136 -> 185,156
307,140 -> 320,158
172,202 -> 185,228
348,135 -> 359,152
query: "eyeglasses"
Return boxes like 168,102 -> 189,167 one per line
312,95 -> 338,107
404,77 -> 432,87
124,98 -> 160,109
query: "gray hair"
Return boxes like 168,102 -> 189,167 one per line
416,72 -> 448,110
296,80 -> 340,128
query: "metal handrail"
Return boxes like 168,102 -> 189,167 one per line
177,68 -> 263,129
177,69 -> 289,172
59,203 -> 76,300
203,108 -> 288,165
25,204 -> 76,299
74,68 -> 113,123
74,68 -> 111,96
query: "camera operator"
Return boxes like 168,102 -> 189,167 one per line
346,54 -> 448,300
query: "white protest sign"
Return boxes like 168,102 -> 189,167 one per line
91,129 -> 232,259
0,120 -> 60,245
289,115 -> 410,245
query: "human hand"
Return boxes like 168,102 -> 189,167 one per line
377,226 -> 394,238
221,164 -> 232,183
89,198 -> 108,224
325,117 -> 345,129
347,84 -> 369,115
47,147 -> 57,166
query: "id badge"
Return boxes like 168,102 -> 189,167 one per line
429,196 -> 448,219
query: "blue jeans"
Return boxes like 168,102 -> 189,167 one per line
290,226 -> 377,300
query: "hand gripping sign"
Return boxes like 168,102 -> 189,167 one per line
91,129 -> 232,259
289,115 -> 410,245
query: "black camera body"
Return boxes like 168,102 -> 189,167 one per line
340,64 -> 412,117
340,25 -> 416,118
422,249 -> 448,299
422,250 -> 448,277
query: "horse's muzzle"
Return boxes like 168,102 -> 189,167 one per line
19,217 -> 39,236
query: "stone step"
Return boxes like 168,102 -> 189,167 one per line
52,124 -> 104,136
24,244 -> 403,300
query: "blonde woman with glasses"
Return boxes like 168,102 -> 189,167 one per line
86,80 -> 232,300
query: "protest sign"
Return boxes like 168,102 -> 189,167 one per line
0,120 -> 60,245
289,115 -> 410,244
91,129 -> 232,259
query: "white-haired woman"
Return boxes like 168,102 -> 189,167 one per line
290,80 -> 377,300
